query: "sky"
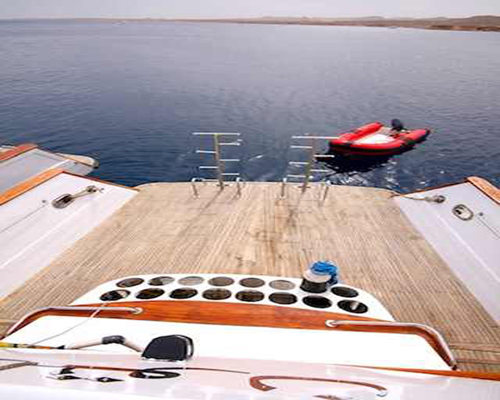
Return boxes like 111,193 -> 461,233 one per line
1,0 -> 499,19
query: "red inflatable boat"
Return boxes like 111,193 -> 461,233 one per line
328,121 -> 430,156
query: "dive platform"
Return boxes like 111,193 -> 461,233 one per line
1,181 -> 499,372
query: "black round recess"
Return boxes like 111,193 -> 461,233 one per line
269,292 -> 297,305
331,286 -> 359,298
235,290 -> 264,302
116,277 -> 144,288
302,296 -> 332,309
100,290 -> 130,301
203,288 -> 231,300
338,300 -> 368,314
136,288 -> 164,299
170,288 -> 198,299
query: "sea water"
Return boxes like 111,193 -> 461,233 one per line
1,20 -> 499,190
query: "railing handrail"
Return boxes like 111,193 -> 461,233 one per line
4,306 -> 142,338
288,135 -> 334,194
193,132 -> 242,191
325,319 -> 457,370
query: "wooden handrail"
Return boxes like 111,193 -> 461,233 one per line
3,305 -> 142,338
0,143 -> 37,162
467,176 -> 500,205
5,300 -> 382,337
0,168 -> 63,205
325,320 -> 457,369
346,364 -> 500,382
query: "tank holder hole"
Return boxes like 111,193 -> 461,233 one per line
203,289 -> 231,300
269,292 -> 298,305
239,277 -> 265,288
100,290 -> 130,301
170,288 -> 198,299
136,288 -> 164,299
235,290 -> 264,302
269,280 -> 296,290
331,286 -> 359,298
208,276 -> 235,287
116,277 -> 144,288
148,276 -> 174,286
178,276 -> 204,286
338,300 -> 368,314
303,296 -> 332,309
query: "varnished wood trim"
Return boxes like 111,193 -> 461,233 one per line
0,168 -> 63,205
72,365 -> 249,375
467,176 -> 500,205
327,322 -> 455,369
394,176 -> 500,203
55,153 -> 99,169
7,300 -> 382,335
348,364 -> 500,382
250,375 -> 387,395
0,143 -> 37,162
63,171 -> 140,192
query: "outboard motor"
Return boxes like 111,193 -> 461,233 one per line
391,119 -> 405,132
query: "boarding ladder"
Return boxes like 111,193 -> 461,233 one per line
192,132 -> 243,196
283,135 -> 338,199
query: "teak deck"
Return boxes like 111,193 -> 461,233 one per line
1,182 -> 499,371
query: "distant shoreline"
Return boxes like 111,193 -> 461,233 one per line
1,16 -> 500,32
173,16 -> 500,32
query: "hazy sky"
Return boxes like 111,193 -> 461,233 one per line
1,0 -> 499,19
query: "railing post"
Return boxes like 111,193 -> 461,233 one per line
280,178 -> 287,198
193,132 -> 242,193
190,178 -> 205,198
235,177 -> 245,197
213,134 -> 224,190
289,135 -> 337,194
301,138 -> 316,193
320,180 -> 332,203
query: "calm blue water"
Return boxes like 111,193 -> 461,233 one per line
1,20 -> 499,191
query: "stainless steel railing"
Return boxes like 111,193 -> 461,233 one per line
193,132 -> 242,194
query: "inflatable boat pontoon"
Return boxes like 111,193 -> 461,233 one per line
329,120 -> 430,156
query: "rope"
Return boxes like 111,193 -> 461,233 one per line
28,303 -> 108,346
396,194 -> 446,203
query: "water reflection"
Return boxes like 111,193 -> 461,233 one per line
315,152 -> 402,190
317,153 -> 394,175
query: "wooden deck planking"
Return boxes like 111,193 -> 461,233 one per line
1,182 -> 499,371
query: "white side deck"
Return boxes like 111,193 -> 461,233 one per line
0,173 -> 137,298
395,179 -> 500,323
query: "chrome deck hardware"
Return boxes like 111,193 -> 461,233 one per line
190,177 -> 206,198
52,185 -> 103,209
